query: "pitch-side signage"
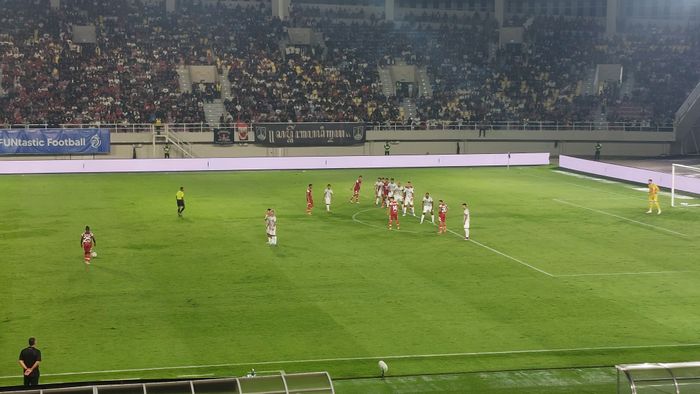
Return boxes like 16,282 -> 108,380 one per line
0,128 -> 110,155
253,123 -> 366,146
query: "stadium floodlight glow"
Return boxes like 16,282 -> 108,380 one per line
671,163 -> 700,207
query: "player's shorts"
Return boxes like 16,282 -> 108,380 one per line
405,197 -> 413,205
177,199 -> 185,207
83,242 -> 92,253
423,206 -> 433,213
353,189 -> 360,195
324,197 -> 331,205
649,196 -> 658,202
267,228 -> 276,236
439,214 -> 446,222
307,201 -> 314,208
376,189 -> 382,197
389,213 -> 399,220
464,221 -> 470,229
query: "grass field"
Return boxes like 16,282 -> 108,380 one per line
1,165 -> 700,393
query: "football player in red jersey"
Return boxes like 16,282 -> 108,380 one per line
437,200 -> 448,234
306,184 -> 314,215
80,226 -> 97,267
350,175 -> 362,204
387,196 -> 400,230
382,178 -> 390,207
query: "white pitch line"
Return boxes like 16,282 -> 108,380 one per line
442,227 -> 554,277
351,208 -> 420,233
2,343 -> 700,380
557,271 -> 694,278
553,199 -> 690,238
354,206 -> 554,277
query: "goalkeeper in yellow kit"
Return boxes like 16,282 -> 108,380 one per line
646,179 -> 661,215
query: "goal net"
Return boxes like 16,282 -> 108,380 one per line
671,163 -> 700,207
617,362 -> 700,393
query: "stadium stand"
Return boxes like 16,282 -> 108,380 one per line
0,0 -> 696,129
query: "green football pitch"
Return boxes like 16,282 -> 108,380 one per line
1,165 -> 699,393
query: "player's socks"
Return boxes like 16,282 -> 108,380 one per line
326,204 -> 330,212
431,214 -> 435,223
420,215 -> 425,223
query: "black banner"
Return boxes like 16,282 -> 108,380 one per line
213,128 -> 234,145
253,123 -> 366,146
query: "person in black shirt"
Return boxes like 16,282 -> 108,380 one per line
19,337 -> 41,386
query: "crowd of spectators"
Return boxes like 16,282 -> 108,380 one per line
0,0 -> 698,128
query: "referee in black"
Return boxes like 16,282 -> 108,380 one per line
19,337 -> 41,386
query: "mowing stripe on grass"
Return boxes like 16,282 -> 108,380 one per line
553,199 -> 689,238
2,343 -> 700,380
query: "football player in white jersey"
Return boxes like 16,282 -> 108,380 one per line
394,182 -> 404,209
420,192 -> 434,224
265,209 -> 278,245
323,184 -> 334,212
403,181 -> 415,216
462,203 -> 470,240
374,177 -> 383,206
387,178 -> 397,198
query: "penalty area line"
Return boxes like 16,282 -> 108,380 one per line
3,343 -> 700,380
429,221 -> 555,278
553,199 -> 689,238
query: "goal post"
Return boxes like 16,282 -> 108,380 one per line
671,163 -> 700,207
617,362 -> 700,393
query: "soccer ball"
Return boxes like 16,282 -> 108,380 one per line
91,251 -> 97,258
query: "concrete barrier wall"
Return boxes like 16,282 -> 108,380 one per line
559,155 -> 700,194
0,153 -> 550,175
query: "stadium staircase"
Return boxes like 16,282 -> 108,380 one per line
581,67 -> 597,96
220,72 -> 233,101
417,67 -> 433,98
401,98 -> 417,120
176,65 -> 192,94
620,73 -> 636,98
152,125 -> 194,158
203,100 -> 226,126
378,67 -> 395,97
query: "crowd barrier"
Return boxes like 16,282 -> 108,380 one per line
0,153 -> 550,174
559,155 -> 700,194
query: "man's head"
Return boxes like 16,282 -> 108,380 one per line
439,199 -> 444,203
308,184 -> 312,188
425,192 -> 430,197
28,337 -> 35,347
180,186 -> 184,191
327,184 -> 331,188
358,175 -> 362,180
85,225 -> 90,232
462,203 -> 467,208
648,179 -> 653,185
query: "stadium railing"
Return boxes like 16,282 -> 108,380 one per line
616,362 -> 700,393
0,121 -> 675,133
